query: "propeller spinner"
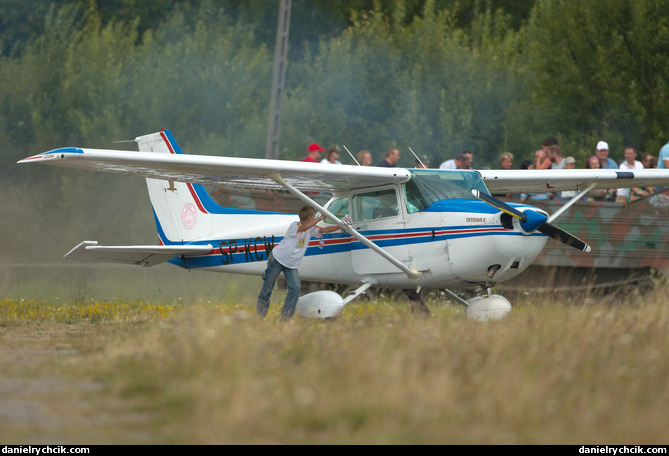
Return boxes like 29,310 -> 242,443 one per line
471,190 -> 591,253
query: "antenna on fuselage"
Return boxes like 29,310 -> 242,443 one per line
342,145 -> 361,166
408,146 -> 425,168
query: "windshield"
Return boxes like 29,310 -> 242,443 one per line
404,169 -> 489,213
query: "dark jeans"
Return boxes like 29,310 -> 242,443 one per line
256,253 -> 301,320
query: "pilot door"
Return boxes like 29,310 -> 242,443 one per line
349,186 -> 411,275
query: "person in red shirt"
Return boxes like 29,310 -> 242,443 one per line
301,143 -> 324,162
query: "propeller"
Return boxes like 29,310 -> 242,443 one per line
471,190 -> 591,252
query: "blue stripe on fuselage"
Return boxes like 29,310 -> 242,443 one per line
167,225 -> 542,270
162,197 -> 543,269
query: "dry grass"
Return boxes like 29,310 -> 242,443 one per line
1,284 -> 668,444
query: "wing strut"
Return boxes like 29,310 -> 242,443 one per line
267,173 -> 422,281
546,183 -> 596,223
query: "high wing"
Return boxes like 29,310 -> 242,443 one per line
19,127 -> 669,197
20,146 -> 669,195
18,146 -> 411,193
480,169 -> 669,194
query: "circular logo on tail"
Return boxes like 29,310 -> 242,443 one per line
182,203 -> 197,229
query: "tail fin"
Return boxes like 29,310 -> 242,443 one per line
136,129 -> 220,244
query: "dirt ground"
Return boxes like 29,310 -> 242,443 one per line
0,324 -> 155,445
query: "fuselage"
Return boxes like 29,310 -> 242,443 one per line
168,169 -> 549,290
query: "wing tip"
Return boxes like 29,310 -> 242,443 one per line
18,147 -> 84,164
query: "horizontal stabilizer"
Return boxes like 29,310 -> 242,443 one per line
64,241 -> 213,267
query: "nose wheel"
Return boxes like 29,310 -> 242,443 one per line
442,284 -> 512,321
465,285 -> 512,321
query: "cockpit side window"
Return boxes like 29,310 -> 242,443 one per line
351,188 -> 399,221
324,197 -> 349,224
404,178 -> 428,213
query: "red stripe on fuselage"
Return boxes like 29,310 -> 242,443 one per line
199,226 -> 507,258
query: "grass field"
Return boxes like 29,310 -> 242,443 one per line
1,265 -> 668,444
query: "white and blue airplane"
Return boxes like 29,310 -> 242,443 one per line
18,129 -> 669,320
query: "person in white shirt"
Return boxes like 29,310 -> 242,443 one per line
617,145 -> 647,203
439,152 -> 471,169
320,146 -> 342,164
256,205 -> 340,320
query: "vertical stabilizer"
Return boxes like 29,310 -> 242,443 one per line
136,129 -> 215,244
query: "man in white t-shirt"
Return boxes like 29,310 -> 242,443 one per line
617,145 -> 647,203
256,205 -> 340,320
439,152 -> 472,170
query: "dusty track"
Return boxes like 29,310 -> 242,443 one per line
0,325 -> 153,444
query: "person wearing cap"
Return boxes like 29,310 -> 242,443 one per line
594,140 -> 618,200
595,141 -> 617,169
378,147 -> 400,167
415,155 -> 430,168
301,143 -> 324,162
617,145 -> 647,203
320,145 -> 342,165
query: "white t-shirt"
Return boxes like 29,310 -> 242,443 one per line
551,159 -> 565,169
439,159 -> 456,169
271,221 -> 322,269
320,158 -> 341,164
617,160 -> 643,198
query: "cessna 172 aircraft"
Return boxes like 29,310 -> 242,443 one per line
18,129 -> 669,320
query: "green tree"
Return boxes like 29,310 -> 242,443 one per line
518,0 -> 669,160
279,0 -> 523,167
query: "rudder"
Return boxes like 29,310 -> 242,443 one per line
136,129 -> 215,244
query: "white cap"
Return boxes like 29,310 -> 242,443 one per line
596,141 -> 609,150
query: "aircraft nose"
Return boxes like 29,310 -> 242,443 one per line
519,209 -> 547,232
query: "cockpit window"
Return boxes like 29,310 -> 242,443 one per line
351,188 -> 398,221
324,197 -> 349,224
404,170 -> 489,213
